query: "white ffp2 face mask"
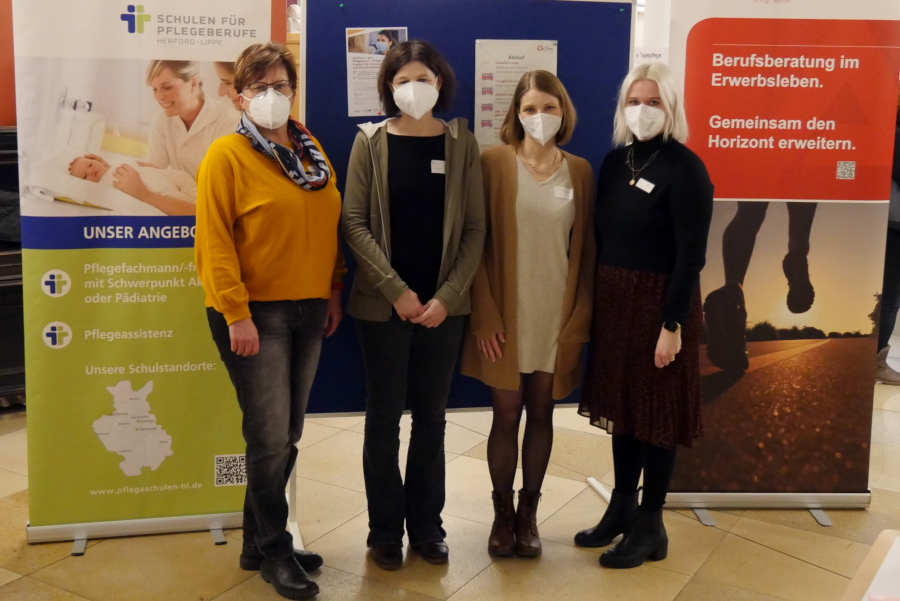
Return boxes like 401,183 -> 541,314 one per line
245,88 -> 292,130
518,112 -> 562,146
624,104 -> 666,141
392,81 -> 439,120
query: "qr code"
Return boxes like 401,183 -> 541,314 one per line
214,454 -> 246,487
836,161 -> 856,180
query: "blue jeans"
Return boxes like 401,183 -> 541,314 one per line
207,299 -> 327,559
356,315 -> 466,546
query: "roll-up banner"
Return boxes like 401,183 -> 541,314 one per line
667,0 -> 900,506
13,0 -> 279,541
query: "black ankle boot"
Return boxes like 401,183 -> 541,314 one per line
260,555 -> 319,599
599,508 -> 667,569
574,489 -> 638,547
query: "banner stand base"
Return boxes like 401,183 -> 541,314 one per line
809,508 -> 833,527
692,508 -> 716,527
27,512 -> 243,545
665,492 -> 871,510
71,538 -> 86,556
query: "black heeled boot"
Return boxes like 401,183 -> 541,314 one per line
599,508 -> 667,569
573,489 -> 638,548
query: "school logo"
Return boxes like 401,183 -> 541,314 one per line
121,4 -> 151,34
41,270 -> 71,298
42,322 -> 73,349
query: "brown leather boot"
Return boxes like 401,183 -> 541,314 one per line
488,490 -> 516,557
514,489 -> 542,557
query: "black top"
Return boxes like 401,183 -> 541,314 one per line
387,132 -> 446,302
595,135 -> 714,325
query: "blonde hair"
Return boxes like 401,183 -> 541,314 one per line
612,63 -> 688,146
499,70 -> 577,146
146,60 -> 201,87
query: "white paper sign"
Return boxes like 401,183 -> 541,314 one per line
474,39 -> 558,148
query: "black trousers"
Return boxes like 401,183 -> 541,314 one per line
356,315 -> 466,546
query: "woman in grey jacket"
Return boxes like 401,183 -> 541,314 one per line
341,40 -> 485,570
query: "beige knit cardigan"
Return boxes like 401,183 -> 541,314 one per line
460,144 -> 596,400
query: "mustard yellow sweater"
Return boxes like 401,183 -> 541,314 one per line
195,133 -> 344,324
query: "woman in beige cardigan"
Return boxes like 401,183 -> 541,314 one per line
460,70 -> 595,558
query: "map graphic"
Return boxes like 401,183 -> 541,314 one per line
92,380 -> 173,476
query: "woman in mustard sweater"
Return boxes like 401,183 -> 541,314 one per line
195,43 -> 342,601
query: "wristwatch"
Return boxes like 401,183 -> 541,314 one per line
663,320 -> 681,334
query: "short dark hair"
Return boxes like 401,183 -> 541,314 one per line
377,40 -> 456,116
233,42 -> 298,94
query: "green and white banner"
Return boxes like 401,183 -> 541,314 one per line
13,0 -> 271,539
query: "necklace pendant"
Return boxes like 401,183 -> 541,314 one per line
629,178 -> 635,186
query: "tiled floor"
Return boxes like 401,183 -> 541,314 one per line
0,387 -> 898,601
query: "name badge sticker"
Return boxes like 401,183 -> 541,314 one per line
635,178 -> 655,194
431,160 -> 446,174
553,186 -> 574,200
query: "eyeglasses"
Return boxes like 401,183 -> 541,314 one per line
243,80 -> 293,97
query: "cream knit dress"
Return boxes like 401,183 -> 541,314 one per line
515,157 -> 575,374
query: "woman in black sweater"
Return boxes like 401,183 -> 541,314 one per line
575,62 -> 713,569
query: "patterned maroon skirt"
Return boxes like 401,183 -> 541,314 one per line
579,264 -> 703,449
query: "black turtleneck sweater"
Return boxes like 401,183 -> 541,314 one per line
595,135 -> 714,325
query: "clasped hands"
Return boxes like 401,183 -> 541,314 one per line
393,289 -> 447,328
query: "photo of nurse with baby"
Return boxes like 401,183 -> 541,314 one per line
16,57 -> 241,217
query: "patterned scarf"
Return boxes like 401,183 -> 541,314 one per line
236,113 -> 331,191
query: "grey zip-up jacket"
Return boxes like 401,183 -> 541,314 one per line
342,118 -> 486,321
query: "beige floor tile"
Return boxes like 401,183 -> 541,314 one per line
0,469 -> 27,499
873,383 -> 900,413
0,429 -> 27,476
296,429 -> 366,492
306,414 -> 365,430
294,477 -> 367,545
545,463 -> 589,482
443,423 -> 487,456
0,567 -> 20,587
297,421 -> 343,450
872,408 -> 900,445
674,580 -> 788,601
545,428 -> 613,478
735,488 -> 900,545
0,410 -> 25,438
693,534 -> 848,601
730,516 -> 870,577
0,576 -> 93,600
442,455 -> 585,526
446,537 -> 689,601
308,512 -> 494,600
31,530 -> 253,601
446,410 -> 493,437
0,491 -> 84,575
869,442 -> 900,492
213,566 -> 441,601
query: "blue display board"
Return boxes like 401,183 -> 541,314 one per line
305,0 -> 633,412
